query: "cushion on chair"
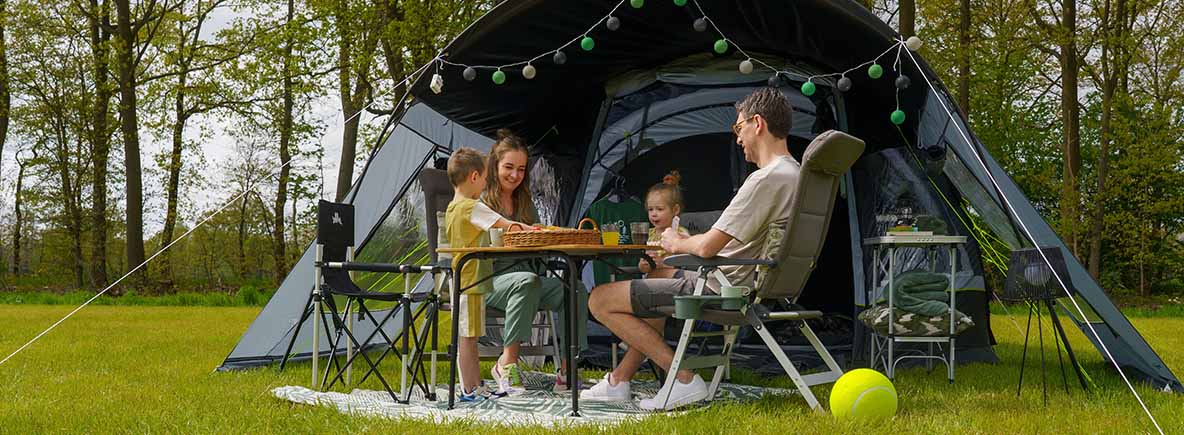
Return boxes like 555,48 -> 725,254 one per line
857,304 -> 975,337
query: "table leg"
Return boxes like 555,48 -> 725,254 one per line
562,254 -> 581,417
448,261 -> 463,410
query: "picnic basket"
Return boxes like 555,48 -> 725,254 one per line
503,218 -> 602,247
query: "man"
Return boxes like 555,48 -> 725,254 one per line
585,87 -> 802,410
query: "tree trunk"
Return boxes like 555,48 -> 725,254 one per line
238,194 -> 249,278
53,120 -> 85,289
273,0 -> 294,282
1088,0 -> 1125,281
0,0 -> 10,172
899,0 -> 916,38
12,158 -> 24,275
115,0 -> 146,272
88,0 -> 112,289
956,0 -> 971,119
333,0 -> 375,201
1058,0 -> 1081,257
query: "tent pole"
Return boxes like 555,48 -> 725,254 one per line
312,245 -> 323,388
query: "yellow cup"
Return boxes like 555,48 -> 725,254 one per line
602,231 -> 620,246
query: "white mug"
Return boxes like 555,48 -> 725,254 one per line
489,228 -> 505,247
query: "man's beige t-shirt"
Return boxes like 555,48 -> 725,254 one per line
711,154 -> 801,287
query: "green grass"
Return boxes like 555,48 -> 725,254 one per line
1,304 -> 1182,433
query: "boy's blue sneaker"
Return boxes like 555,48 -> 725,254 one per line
458,385 -> 492,402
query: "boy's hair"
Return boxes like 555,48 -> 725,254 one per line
647,170 -> 683,209
447,148 -> 486,187
735,87 -> 794,139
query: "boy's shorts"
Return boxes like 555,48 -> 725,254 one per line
457,292 -> 486,338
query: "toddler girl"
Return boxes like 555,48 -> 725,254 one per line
641,171 -> 690,279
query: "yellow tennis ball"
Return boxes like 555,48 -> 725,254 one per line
829,368 -> 898,419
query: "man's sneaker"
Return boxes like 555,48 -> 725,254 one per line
580,372 -> 631,402
458,385 -> 491,403
639,374 -> 708,411
552,372 -> 583,392
492,362 -> 524,396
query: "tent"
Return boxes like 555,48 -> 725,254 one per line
219,0 -> 1182,394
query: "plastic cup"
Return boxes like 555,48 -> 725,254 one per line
489,228 -> 504,247
601,223 -> 620,246
630,222 -> 650,246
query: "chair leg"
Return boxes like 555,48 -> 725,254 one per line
752,319 -> 823,412
707,325 -> 740,398
656,317 -> 697,410
799,322 -> 844,380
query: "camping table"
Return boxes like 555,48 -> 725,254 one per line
863,235 -> 967,382
439,244 -> 654,416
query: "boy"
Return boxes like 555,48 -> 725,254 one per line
445,148 -> 530,400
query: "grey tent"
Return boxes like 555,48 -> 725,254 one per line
218,0 -> 1181,394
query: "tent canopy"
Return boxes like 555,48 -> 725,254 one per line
222,0 -> 1181,394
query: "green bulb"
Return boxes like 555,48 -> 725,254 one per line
890,109 -> 906,125
713,39 -> 728,54
492,70 -> 506,85
631,0 -> 644,7
868,63 -> 883,79
581,36 -> 595,51
673,0 -> 687,5
801,81 -> 816,96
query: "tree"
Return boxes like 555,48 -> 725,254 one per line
273,0 -> 295,281
900,0 -> 916,38
320,0 -> 379,201
83,0 -> 114,288
112,0 -> 182,275
956,0 -> 971,118
0,0 -> 10,174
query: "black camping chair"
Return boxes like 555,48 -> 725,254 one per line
311,200 -> 437,403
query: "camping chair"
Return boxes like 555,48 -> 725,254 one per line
660,130 -> 865,411
418,169 -> 563,371
312,200 -> 437,403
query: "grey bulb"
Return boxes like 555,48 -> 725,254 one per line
553,51 -> 567,65
693,18 -> 708,32
607,16 -> 620,31
837,76 -> 852,92
462,67 -> 476,81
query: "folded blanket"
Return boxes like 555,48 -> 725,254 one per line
877,270 -> 953,317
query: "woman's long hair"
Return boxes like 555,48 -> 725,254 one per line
482,129 -> 537,223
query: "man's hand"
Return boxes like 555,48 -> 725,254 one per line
660,227 -> 688,253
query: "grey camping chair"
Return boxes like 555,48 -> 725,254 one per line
418,168 -> 563,370
660,130 -> 865,411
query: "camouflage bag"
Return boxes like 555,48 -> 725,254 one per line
858,304 -> 975,337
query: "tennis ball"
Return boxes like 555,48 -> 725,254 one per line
829,369 -> 898,420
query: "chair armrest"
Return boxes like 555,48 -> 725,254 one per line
321,261 -> 443,274
662,254 -> 775,270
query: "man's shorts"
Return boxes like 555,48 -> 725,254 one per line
629,271 -> 718,318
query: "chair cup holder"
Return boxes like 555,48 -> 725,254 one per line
673,295 -> 746,319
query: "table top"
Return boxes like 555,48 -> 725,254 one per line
863,235 -> 968,246
439,244 -> 652,256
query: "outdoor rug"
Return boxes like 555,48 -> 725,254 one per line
273,371 -> 796,428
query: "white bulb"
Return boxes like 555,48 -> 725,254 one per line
523,64 -> 537,80
739,59 -> 754,74
906,36 -> 923,51
430,73 -> 443,94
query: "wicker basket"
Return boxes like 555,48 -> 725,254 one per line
503,218 -> 602,247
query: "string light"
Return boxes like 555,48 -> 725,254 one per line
801,80 -> 816,96
739,59 -> 754,74
906,36 -> 923,51
607,16 -> 621,31
433,0 -> 922,127
868,63 -> 884,79
713,39 -> 729,54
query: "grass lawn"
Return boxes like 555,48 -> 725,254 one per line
1,304 -> 1182,433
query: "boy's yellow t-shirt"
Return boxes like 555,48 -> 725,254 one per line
445,197 -> 492,338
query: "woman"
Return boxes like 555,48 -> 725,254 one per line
481,129 -> 587,393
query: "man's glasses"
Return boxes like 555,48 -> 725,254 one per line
732,114 -> 758,136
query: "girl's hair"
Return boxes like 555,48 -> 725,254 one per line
482,129 -> 538,223
647,170 -> 683,208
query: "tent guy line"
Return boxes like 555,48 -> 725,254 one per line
903,46 -> 1164,435
0,58 -> 437,370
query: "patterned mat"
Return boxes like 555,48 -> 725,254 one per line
273,371 -> 796,428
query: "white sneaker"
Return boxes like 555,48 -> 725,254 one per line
639,374 -> 708,411
580,372 -> 631,402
